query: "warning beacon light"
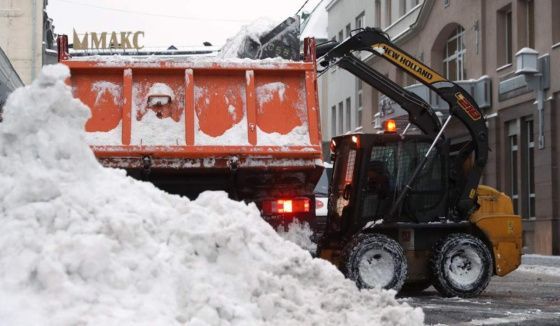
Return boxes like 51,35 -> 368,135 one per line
383,119 -> 397,133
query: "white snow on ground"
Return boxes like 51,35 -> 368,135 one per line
517,265 -> 560,277
277,221 -> 317,253
0,64 -> 424,325
219,18 -> 278,59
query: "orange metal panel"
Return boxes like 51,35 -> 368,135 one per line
64,59 -> 322,163
245,70 -> 257,145
255,71 -> 307,135
71,72 -> 122,133
130,71 -> 185,146
305,70 -> 319,145
193,71 -> 246,140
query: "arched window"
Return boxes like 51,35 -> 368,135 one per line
443,26 -> 466,81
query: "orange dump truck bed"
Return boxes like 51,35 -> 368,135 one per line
62,49 -> 323,225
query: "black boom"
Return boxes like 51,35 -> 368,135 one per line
318,27 -> 489,217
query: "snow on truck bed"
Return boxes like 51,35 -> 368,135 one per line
0,65 -> 424,325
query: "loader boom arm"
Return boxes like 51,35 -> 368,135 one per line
336,55 -> 441,137
321,28 -> 489,216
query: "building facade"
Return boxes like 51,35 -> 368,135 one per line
0,0 -> 56,84
321,0 -> 559,254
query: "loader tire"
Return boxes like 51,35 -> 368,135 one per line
343,233 -> 407,292
430,233 -> 492,297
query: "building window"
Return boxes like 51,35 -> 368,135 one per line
400,0 -> 407,16
385,0 -> 392,27
507,118 -> 536,219
356,12 -> 364,30
498,5 -> 513,65
356,79 -> 363,128
443,26 -> 466,81
345,24 -> 351,38
375,0 -> 382,28
345,97 -> 352,131
507,121 -> 519,214
331,106 -> 337,137
523,118 -> 535,218
338,30 -> 343,42
553,1 -> 560,44
338,102 -> 343,134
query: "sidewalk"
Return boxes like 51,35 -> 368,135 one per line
518,254 -> 560,278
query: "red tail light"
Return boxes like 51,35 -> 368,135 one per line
262,198 -> 311,215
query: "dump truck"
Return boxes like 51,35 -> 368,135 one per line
56,33 -> 323,229
316,28 -> 522,297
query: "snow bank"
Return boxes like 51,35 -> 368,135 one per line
517,265 -> 560,278
277,222 -> 317,253
0,64 -> 424,325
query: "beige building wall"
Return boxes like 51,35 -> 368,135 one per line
0,0 -> 45,84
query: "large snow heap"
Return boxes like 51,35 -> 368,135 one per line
0,65 -> 424,325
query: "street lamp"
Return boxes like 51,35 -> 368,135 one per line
514,48 -> 550,149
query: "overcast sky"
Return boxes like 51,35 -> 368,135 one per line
47,0 -> 322,49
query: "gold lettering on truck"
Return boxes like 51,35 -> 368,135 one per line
372,43 -> 446,84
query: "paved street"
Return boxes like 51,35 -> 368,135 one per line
402,256 -> 560,325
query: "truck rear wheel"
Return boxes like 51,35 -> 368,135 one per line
343,233 -> 407,291
430,233 -> 492,297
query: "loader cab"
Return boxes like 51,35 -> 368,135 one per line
326,133 -> 449,240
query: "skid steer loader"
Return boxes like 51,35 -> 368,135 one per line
316,28 -> 522,297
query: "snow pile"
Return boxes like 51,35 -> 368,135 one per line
0,65 -> 424,325
219,18 -> 278,59
300,0 -> 329,41
277,222 -> 317,253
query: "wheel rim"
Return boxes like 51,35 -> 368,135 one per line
444,245 -> 483,289
358,248 -> 395,288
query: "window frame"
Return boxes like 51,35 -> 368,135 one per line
443,26 -> 467,81
345,97 -> 352,132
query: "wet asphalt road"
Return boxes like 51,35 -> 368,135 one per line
400,264 -> 560,325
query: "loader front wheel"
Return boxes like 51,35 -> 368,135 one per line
343,233 -> 407,291
430,233 -> 493,297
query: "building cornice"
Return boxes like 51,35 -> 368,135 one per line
365,0 -> 435,64
325,0 -> 340,12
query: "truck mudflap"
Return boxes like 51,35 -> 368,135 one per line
470,185 -> 523,276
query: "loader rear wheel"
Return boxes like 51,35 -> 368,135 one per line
343,233 -> 407,291
430,233 -> 492,297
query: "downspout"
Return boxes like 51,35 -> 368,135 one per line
31,0 -> 38,81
